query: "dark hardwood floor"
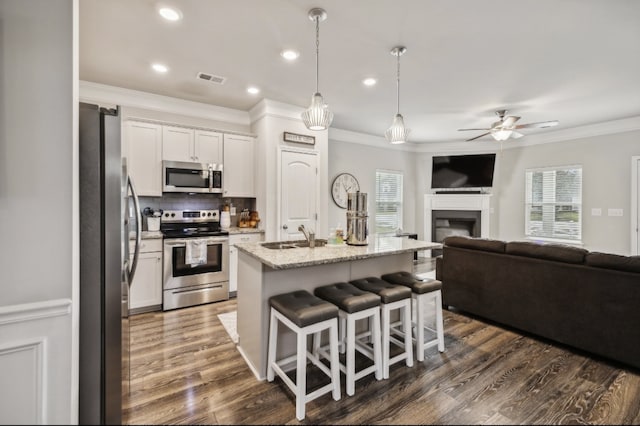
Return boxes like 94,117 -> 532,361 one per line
123,261 -> 640,424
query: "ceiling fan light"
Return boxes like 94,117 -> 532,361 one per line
385,113 -> 410,144
301,92 -> 333,131
492,129 -> 513,141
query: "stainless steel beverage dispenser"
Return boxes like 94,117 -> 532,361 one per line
346,191 -> 368,245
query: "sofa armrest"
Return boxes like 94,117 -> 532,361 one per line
435,255 -> 443,281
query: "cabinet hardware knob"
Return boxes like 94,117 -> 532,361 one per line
283,224 -> 288,230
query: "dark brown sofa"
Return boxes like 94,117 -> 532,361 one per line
436,235 -> 640,370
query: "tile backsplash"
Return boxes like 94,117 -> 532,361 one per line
138,193 -> 256,229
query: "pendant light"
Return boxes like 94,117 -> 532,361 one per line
385,46 -> 409,144
301,8 -> 333,131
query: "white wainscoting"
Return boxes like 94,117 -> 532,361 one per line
0,299 -> 72,424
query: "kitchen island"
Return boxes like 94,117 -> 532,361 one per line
234,235 -> 441,380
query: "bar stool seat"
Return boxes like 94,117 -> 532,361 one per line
381,271 -> 445,362
267,290 -> 341,420
314,282 -> 383,396
349,277 -> 413,379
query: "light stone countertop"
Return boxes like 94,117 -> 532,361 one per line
227,227 -> 265,235
235,235 -> 441,270
129,231 -> 163,240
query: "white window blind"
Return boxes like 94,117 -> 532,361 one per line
375,169 -> 403,234
525,165 -> 582,241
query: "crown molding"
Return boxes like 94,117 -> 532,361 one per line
327,127 -> 418,152
79,81 -> 250,126
249,98 -> 305,123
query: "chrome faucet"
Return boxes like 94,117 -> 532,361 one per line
298,224 -> 315,248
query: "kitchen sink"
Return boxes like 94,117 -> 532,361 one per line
261,239 -> 327,250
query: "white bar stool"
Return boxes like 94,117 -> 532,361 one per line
381,271 -> 445,361
349,277 -> 414,379
267,290 -> 341,421
314,282 -> 383,396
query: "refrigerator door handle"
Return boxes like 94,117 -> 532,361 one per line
127,175 -> 142,285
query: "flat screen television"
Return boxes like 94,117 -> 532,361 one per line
431,153 -> 496,189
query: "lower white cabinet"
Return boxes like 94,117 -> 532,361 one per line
129,238 -> 163,313
229,232 -> 263,294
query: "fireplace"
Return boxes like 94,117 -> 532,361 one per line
431,210 -> 481,256
424,193 -> 491,257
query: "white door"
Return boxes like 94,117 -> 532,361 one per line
280,150 -> 319,240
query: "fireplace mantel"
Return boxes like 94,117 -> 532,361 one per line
424,193 -> 492,243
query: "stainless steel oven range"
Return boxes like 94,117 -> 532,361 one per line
161,209 -> 229,310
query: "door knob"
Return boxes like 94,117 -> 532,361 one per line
283,224 -> 288,230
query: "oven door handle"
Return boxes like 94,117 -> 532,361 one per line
164,238 -> 229,247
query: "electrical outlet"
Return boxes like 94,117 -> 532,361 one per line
591,208 -> 602,216
230,206 -> 236,216
608,208 -> 624,217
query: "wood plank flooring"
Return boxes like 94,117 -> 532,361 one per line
123,294 -> 640,424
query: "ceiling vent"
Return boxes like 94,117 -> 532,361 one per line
196,72 -> 227,85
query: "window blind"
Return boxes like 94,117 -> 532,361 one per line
375,169 -> 403,234
525,165 -> 582,241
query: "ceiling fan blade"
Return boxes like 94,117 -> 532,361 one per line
515,120 -> 559,129
501,116 -> 521,128
458,128 -> 491,131
466,132 -> 491,141
510,131 -> 524,139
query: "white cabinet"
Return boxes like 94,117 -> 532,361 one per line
125,121 -> 162,196
163,126 -> 223,165
129,238 -> 163,313
223,134 -> 255,197
229,232 -> 263,294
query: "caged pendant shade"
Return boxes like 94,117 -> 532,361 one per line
385,46 -> 409,144
301,8 -> 333,131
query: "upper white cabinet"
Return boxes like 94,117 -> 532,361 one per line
223,134 -> 255,197
162,126 -> 223,165
125,121 -> 162,197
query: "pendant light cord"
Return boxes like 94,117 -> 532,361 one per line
315,17 -> 320,93
396,52 -> 401,115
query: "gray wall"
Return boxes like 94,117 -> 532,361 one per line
328,141 -> 417,236
495,130 -> 640,255
0,0 -> 74,306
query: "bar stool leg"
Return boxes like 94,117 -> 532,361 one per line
381,305 -> 391,379
346,314 -> 356,396
403,302 -> 414,368
329,319 -> 341,401
267,308 -> 278,382
295,330 -> 307,420
435,291 -> 445,352
415,295 -> 425,362
372,309 -> 383,380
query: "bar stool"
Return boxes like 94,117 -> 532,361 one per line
349,277 -> 413,379
314,282 -> 383,396
381,271 -> 445,362
267,290 -> 341,420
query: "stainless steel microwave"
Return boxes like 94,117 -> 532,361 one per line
162,161 -> 223,193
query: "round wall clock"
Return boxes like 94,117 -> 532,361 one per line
331,173 -> 360,209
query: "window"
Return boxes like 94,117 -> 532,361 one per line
375,169 -> 403,234
525,165 -> 582,241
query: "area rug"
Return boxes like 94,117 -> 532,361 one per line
217,311 -> 238,344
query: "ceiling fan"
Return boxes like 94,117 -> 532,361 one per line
458,110 -> 559,142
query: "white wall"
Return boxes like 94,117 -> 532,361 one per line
495,130 -> 640,255
0,0 -> 75,423
328,140 -> 417,236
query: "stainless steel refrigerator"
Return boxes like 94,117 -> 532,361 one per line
79,102 -> 141,424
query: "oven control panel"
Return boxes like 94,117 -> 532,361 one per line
161,209 -> 220,223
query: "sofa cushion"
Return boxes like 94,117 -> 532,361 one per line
505,241 -> 587,264
585,252 -> 640,274
443,236 -> 506,253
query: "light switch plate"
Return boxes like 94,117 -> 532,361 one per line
591,208 -> 602,216
608,208 -> 624,217
230,206 -> 236,216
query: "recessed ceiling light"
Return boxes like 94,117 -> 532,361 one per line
281,49 -> 299,61
158,7 -> 182,21
247,86 -> 260,95
363,78 -> 377,86
151,63 -> 168,73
